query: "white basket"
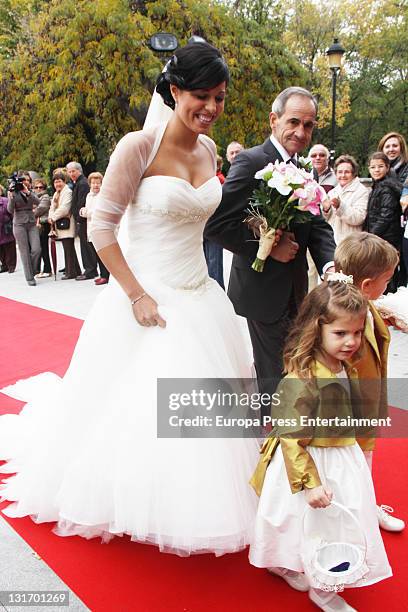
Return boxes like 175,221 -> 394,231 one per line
301,501 -> 369,592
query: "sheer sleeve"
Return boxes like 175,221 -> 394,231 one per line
90,130 -> 154,251
200,134 -> 217,174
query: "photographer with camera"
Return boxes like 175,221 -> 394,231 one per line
0,185 -> 17,273
7,171 -> 41,286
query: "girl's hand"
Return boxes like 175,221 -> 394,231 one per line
305,485 -> 333,508
132,294 -> 166,328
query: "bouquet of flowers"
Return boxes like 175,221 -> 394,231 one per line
374,287 -> 408,332
246,158 -> 326,272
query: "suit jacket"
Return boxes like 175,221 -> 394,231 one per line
7,190 -> 39,225
71,174 -> 90,223
353,302 -> 390,451
204,138 -> 336,322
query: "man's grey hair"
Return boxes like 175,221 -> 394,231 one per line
272,87 -> 318,116
66,161 -> 83,174
309,144 -> 330,158
226,141 -> 243,150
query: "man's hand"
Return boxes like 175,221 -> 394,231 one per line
269,231 -> 299,263
323,266 -> 335,280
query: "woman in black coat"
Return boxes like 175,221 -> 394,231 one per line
378,132 -> 408,286
364,152 -> 402,292
378,131 -> 408,185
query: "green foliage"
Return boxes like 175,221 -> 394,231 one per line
335,0 -> 408,169
281,0 -> 408,170
283,0 -> 350,129
1,0 -> 407,180
0,0 -> 303,178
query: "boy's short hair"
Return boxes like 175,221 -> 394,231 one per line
335,232 -> 399,286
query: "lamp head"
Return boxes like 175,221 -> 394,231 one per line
326,38 -> 345,70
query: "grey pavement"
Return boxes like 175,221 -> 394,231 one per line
0,517 -> 89,611
0,240 -> 105,320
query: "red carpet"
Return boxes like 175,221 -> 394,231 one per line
0,297 -> 406,611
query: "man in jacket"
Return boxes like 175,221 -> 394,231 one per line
309,144 -> 337,193
67,161 -> 97,280
205,87 -> 336,399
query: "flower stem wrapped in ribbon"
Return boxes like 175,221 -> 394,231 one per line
246,159 -> 326,272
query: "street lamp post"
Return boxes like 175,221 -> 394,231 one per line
326,38 -> 345,164
149,33 -> 178,53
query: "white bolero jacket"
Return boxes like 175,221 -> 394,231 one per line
90,122 -> 217,252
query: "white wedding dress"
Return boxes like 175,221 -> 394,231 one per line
0,135 -> 259,556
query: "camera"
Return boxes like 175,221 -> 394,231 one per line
8,172 -> 26,192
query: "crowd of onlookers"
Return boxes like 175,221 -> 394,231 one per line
205,132 -> 408,293
1,132 -> 407,292
310,132 -> 408,293
0,164 -> 109,286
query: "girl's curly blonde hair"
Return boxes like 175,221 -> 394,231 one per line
283,281 -> 367,378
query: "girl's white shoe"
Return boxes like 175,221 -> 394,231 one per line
267,566 -> 309,591
377,505 -> 405,532
309,588 -> 357,611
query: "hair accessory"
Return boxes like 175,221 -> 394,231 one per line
326,270 -> 353,284
171,54 -> 178,67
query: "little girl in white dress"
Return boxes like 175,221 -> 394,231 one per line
249,279 -> 391,611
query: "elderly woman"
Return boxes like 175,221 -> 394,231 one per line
378,131 -> 408,186
7,172 -> 41,286
33,178 -> 52,277
0,185 -> 17,273
322,154 -> 369,245
48,169 -> 81,280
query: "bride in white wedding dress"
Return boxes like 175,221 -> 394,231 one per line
0,42 -> 259,556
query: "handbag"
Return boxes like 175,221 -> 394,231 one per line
55,217 -> 70,231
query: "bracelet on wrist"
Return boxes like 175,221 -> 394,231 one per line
130,292 -> 146,306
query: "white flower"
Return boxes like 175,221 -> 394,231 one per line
298,156 -> 313,171
254,163 -> 275,180
267,162 -> 306,195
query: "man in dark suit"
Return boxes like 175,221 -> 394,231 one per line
205,87 -> 336,398
67,161 -> 97,280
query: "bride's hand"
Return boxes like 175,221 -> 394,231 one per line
132,294 -> 166,328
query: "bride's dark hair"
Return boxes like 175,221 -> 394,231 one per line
155,42 -> 229,110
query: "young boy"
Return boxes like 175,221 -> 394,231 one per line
335,231 -> 404,532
